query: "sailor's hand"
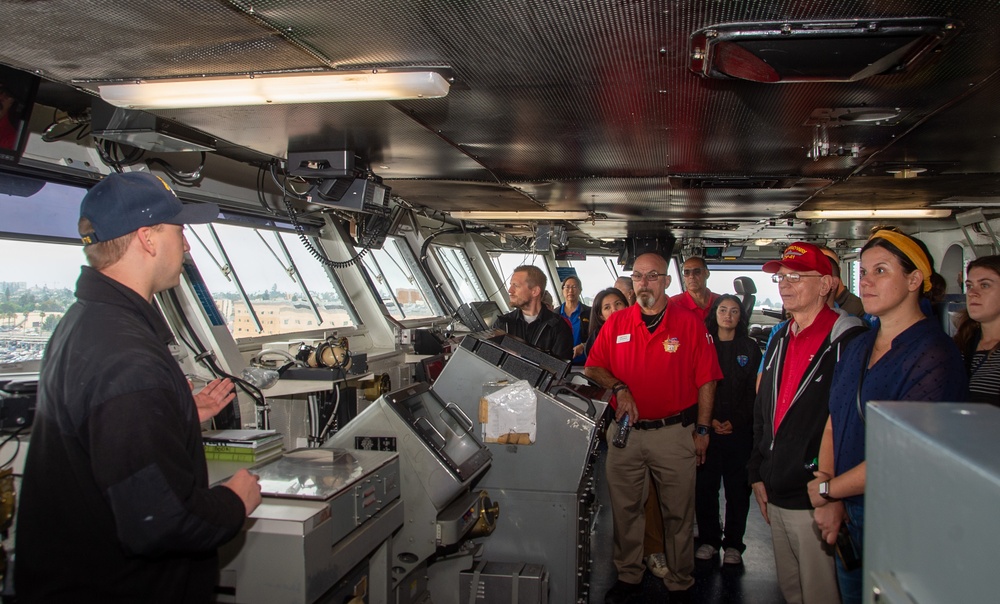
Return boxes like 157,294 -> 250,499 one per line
223,468 -> 262,516
193,378 -> 236,422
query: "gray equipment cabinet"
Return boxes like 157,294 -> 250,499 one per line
433,345 -> 608,604
866,402 -> 1000,603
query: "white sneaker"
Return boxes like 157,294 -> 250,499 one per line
723,548 -> 743,565
645,552 -> 669,578
695,544 -> 719,560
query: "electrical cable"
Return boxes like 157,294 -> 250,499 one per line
255,165 -> 277,214
269,162 -> 308,201
146,153 -> 206,186
41,108 -> 89,142
282,194 -> 373,269
164,289 -> 268,429
307,394 -> 320,445
94,138 -> 145,173
420,227 -> 492,316
317,384 -> 342,443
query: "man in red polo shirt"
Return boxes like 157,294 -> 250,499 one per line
586,252 -> 722,604
670,256 -> 719,322
748,242 -> 866,604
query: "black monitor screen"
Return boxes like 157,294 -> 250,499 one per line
0,65 -> 39,166
473,301 -> 502,329
456,300 -> 503,331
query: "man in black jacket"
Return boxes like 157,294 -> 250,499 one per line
748,242 -> 866,604
16,172 -> 262,603
493,265 -> 574,361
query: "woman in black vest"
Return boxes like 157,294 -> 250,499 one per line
694,294 -> 761,565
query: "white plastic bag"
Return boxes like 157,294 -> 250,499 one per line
479,380 -> 537,445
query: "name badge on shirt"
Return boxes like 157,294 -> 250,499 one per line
616,334 -> 631,343
664,337 -> 680,353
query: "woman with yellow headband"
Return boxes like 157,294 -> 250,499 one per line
806,227 -> 967,604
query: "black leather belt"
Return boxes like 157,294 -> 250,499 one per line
633,413 -> 683,430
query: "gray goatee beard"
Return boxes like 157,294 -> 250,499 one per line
637,292 -> 656,309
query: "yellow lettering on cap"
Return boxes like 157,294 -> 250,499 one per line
784,245 -> 807,258
154,175 -> 176,195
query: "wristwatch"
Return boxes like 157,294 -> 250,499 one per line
819,481 -> 839,501
695,424 -> 710,436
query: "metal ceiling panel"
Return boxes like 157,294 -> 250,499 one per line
0,1 -> 324,81
0,0 -> 998,239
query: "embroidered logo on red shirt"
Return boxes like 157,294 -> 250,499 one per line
664,337 -> 680,353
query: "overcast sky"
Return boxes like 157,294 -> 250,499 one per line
0,239 -> 84,289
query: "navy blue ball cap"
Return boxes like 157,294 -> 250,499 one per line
79,172 -> 219,245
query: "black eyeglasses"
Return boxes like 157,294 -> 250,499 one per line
771,273 -> 822,283
631,271 -> 665,282
682,268 -> 704,277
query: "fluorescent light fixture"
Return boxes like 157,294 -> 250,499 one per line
795,209 -> 951,220
451,210 -> 590,221
933,199 -> 1000,208
99,71 -> 450,109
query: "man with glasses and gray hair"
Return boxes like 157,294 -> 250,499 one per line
749,242 -> 867,604
670,256 -> 719,322
586,252 -> 722,603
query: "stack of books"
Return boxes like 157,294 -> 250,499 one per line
203,429 -> 283,463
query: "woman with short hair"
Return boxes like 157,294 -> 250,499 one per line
809,228 -> 967,604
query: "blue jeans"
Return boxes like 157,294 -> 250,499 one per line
836,499 -> 864,604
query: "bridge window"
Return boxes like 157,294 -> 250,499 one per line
430,245 -> 486,305
0,173 -> 88,371
490,252 -> 558,305
705,264 -> 782,316
0,239 -> 81,371
563,255 -> 681,304
357,236 -> 441,321
186,222 -> 358,342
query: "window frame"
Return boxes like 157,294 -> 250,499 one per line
430,243 -> 488,305
187,218 -> 361,342
356,235 -> 444,321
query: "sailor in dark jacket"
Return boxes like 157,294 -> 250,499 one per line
493,265 -> 574,361
16,172 -> 262,603
748,242 -> 866,604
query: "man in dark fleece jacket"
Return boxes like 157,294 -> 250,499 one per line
15,172 -> 262,603
493,265 -> 574,361
749,242 -> 866,604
